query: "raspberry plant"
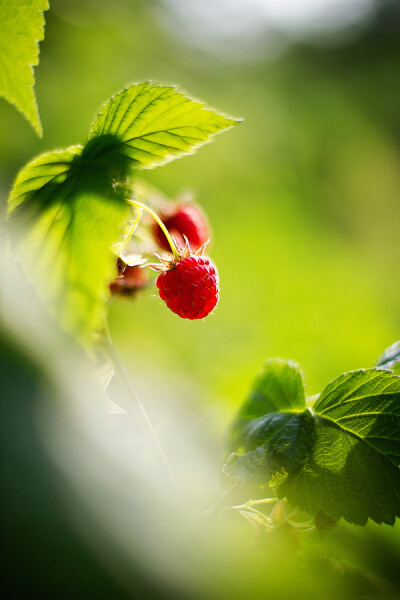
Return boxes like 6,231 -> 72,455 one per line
8,82 -> 238,340
2,5 -> 400,596
223,342 -> 400,529
6,78 -> 400,535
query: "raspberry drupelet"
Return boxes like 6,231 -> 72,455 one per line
156,253 -> 218,319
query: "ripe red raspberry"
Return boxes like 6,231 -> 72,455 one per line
153,203 -> 209,252
156,254 -> 218,319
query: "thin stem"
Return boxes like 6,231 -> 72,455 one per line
244,506 -> 274,525
128,199 -> 180,260
119,206 -> 142,254
228,497 -> 278,511
104,318 -> 176,489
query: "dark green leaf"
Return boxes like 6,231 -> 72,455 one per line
314,511 -> 338,535
89,82 -> 239,170
278,369 -> 400,525
226,359 -> 400,527
225,359 -> 313,493
267,409 -> 315,475
226,409 -> 315,487
229,358 -> 306,450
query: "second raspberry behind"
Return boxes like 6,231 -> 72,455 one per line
153,203 -> 209,252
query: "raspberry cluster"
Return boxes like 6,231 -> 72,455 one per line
156,254 -> 218,320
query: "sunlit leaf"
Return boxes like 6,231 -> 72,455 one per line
89,81 -> 240,169
0,0 -> 48,136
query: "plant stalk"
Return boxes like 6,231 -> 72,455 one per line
104,318 -> 176,489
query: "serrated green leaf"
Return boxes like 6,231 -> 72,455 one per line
226,359 -> 400,527
229,358 -> 306,450
376,340 -> 400,372
8,144 -> 130,341
89,82 -> 239,170
0,0 -> 48,136
225,359 -> 313,490
277,369 -> 400,526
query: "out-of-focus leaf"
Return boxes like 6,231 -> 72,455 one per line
375,340 -> 400,373
8,144 -> 130,341
89,82 -> 239,170
314,511 -> 338,536
0,0 -> 48,136
223,447 -> 269,486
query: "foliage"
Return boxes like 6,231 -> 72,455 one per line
2,3 -> 400,598
89,82 -> 238,169
0,0 -> 48,136
225,345 -> 400,527
8,82 -> 238,341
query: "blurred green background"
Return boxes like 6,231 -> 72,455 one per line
1,1 -> 399,597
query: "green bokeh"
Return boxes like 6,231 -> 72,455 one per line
1,1 -> 400,598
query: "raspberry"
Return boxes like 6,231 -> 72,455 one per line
156,254 -> 218,319
153,203 -> 209,252
110,260 -> 148,296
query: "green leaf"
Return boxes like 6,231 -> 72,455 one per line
376,340 -> 400,373
89,82 -> 239,170
226,359 -> 400,527
278,369 -> 400,526
229,358 -> 306,450
267,409 -> 315,475
0,0 -> 48,136
223,447 -> 269,486
225,410 -> 315,486
225,359 -> 313,489
8,144 -> 130,341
